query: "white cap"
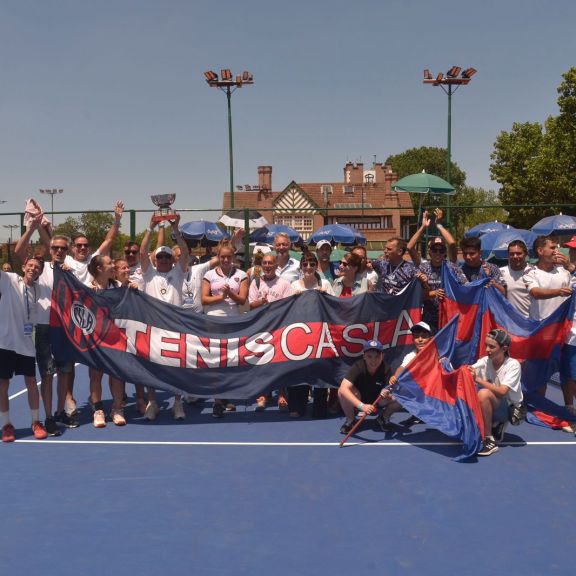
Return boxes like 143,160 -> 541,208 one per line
315,239 -> 333,251
410,321 -> 432,334
154,246 -> 173,257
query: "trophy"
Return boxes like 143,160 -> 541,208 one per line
151,194 -> 177,224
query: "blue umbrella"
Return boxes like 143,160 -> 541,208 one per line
308,224 -> 366,246
250,224 -> 302,244
531,214 -> 576,236
179,220 -> 230,246
464,221 -> 509,238
480,229 -> 537,259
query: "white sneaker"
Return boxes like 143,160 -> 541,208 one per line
144,401 -> 160,421
172,399 -> 186,420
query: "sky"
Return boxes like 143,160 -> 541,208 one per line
1,0 -> 575,240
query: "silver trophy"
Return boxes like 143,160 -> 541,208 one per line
151,194 -> 177,224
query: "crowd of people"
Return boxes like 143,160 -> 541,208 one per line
1,203 -> 574,458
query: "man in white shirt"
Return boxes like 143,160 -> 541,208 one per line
274,232 -> 300,284
140,214 -> 189,420
0,256 -> 48,442
500,240 -> 533,317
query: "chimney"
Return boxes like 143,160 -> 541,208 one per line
258,166 -> 272,193
343,162 -> 364,185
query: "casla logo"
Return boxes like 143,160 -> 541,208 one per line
71,302 -> 96,335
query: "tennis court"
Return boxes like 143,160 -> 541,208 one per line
1,364 -> 574,576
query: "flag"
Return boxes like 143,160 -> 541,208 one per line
394,316 -> 485,460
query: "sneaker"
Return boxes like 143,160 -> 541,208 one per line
44,416 -> 62,437
562,422 -> 576,433
2,423 -> 16,443
111,409 -> 126,426
339,419 -> 357,435
492,421 -> 508,443
277,394 -> 288,411
144,401 -> 160,421
255,396 -> 267,411
376,413 -> 394,432
93,409 -> 106,428
224,402 -> 236,412
477,437 -> 499,457
403,415 -> 424,427
212,403 -> 225,418
55,410 -> 80,428
172,399 -> 186,420
32,421 -> 48,440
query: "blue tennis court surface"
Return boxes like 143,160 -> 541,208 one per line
1,364 -> 574,576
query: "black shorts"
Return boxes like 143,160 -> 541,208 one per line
0,348 -> 37,379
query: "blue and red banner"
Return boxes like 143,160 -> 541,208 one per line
50,266 -> 423,399
394,316 -> 484,460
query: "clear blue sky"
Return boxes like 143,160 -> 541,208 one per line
1,0 -> 575,239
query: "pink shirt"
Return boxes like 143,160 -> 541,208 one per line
249,276 -> 293,304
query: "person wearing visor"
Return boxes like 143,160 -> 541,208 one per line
337,340 -> 391,435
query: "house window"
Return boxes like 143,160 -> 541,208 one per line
382,216 -> 393,229
321,185 -> 333,196
343,185 -> 354,195
274,215 -> 314,239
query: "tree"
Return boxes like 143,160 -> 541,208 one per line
452,186 -> 508,240
490,67 -> 576,228
54,212 -> 124,254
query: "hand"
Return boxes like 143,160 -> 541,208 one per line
468,366 -> 477,381
482,264 -> 493,277
553,252 -> 569,267
169,213 -> 181,228
558,287 -> 573,297
148,216 -> 157,230
386,378 -> 397,389
114,201 -> 124,219
434,208 -> 444,225
362,404 -> 377,415
421,210 -> 431,228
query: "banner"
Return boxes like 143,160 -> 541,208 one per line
394,316 -> 484,460
50,266 -> 423,399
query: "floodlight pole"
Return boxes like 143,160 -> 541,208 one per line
3,224 -> 18,264
204,70 -> 254,209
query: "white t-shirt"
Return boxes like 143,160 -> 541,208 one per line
129,264 -> 144,291
471,355 -> 523,405
523,265 -> 574,321
182,261 -> 211,313
143,264 -> 186,306
249,276 -> 293,304
401,351 -> 417,367
0,271 -> 39,357
36,263 -> 58,324
291,278 -> 335,296
203,267 -> 248,316
500,264 -> 533,318
65,251 -> 99,285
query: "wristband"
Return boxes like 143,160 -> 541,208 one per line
114,219 -> 121,225
146,227 -> 153,233
436,223 -> 444,229
357,402 -> 364,411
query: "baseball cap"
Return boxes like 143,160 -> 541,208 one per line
315,240 -> 333,251
410,321 -> 432,334
564,235 -> 576,248
487,328 -> 511,348
363,340 -> 384,352
154,246 -> 173,257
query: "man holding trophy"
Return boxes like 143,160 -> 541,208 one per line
140,195 -> 189,421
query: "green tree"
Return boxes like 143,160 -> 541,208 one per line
490,67 -> 576,228
452,186 -> 508,240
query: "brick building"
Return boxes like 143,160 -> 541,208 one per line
222,162 -> 415,245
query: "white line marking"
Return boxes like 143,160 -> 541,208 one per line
12,439 -> 576,447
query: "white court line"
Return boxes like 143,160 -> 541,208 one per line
8,363 -> 81,400
12,439 -> 576,447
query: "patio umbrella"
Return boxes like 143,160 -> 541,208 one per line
531,214 -> 576,236
178,220 -> 230,247
464,220 -> 509,238
219,209 -> 268,229
391,171 -> 456,195
250,223 -> 302,244
480,228 -> 537,259
308,224 -> 366,246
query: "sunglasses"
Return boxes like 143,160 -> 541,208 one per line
156,253 -> 172,260
74,243 -> 89,248
302,262 -> 317,268
430,247 -> 446,253
124,250 -> 138,255
339,261 -> 349,267
51,245 -> 68,251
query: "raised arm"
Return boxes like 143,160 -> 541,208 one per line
97,201 -> 124,255
140,214 -> 156,274
15,214 -> 42,263
434,208 -> 457,263
170,215 -> 189,273
407,210 -> 431,267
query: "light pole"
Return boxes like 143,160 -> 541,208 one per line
204,69 -> 254,209
423,66 -> 476,185
3,224 -> 18,264
39,188 -> 64,226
